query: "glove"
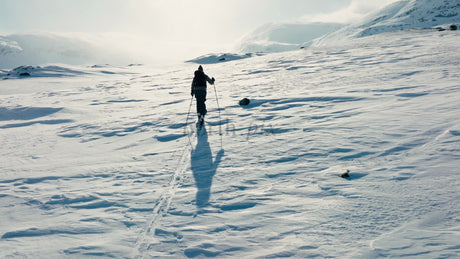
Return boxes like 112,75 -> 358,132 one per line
191,90 -> 194,96
212,77 -> 215,84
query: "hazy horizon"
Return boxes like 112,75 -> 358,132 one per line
0,0 -> 398,64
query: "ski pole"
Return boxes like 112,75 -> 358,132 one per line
186,96 -> 193,125
213,82 -> 222,134
185,96 -> 193,136
213,82 -> 224,149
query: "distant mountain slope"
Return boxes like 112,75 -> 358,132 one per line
314,0 -> 460,46
0,36 -> 22,55
235,0 -> 459,53
0,33 -> 100,69
0,33 -> 134,69
236,22 -> 344,53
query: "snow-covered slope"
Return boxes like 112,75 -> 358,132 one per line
1,30 -> 459,258
314,0 -> 460,46
236,22 -> 344,53
0,37 -> 22,56
234,0 -> 459,54
186,53 -> 264,64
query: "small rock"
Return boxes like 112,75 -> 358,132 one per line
340,170 -> 350,178
239,98 -> 250,106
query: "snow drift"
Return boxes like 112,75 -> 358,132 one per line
1,65 -> 90,79
186,53 -> 265,64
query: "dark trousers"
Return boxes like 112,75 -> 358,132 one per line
195,89 -> 207,117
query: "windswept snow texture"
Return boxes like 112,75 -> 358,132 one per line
314,0 -> 460,46
1,31 -> 460,258
237,22 -> 344,53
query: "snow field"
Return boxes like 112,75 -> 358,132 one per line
0,30 -> 459,258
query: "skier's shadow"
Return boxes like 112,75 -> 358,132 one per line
190,127 -> 224,208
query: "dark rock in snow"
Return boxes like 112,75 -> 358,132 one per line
450,24 -> 458,31
6,66 -> 36,77
239,98 -> 250,106
340,170 -> 350,178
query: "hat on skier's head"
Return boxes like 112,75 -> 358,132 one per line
198,65 -> 203,71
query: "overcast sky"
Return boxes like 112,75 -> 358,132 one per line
0,0 -> 397,63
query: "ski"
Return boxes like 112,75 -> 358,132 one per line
196,116 -> 205,130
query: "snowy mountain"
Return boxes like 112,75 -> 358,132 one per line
1,29 -> 459,258
0,36 -> 22,56
233,0 -> 459,52
2,0 -> 458,69
0,34 -> 93,69
314,0 -> 460,46
0,33 -> 135,69
236,22 -> 344,53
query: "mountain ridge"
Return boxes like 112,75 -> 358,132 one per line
313,0 -> 459,46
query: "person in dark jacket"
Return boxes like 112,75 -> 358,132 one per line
191,65 -> 215,126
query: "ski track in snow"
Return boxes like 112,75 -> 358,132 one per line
135,132 -> 193,258
0,31 -> 460,258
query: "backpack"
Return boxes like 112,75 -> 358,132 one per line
194,70 -> 207,87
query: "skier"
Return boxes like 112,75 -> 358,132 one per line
191,65 -> 215,127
